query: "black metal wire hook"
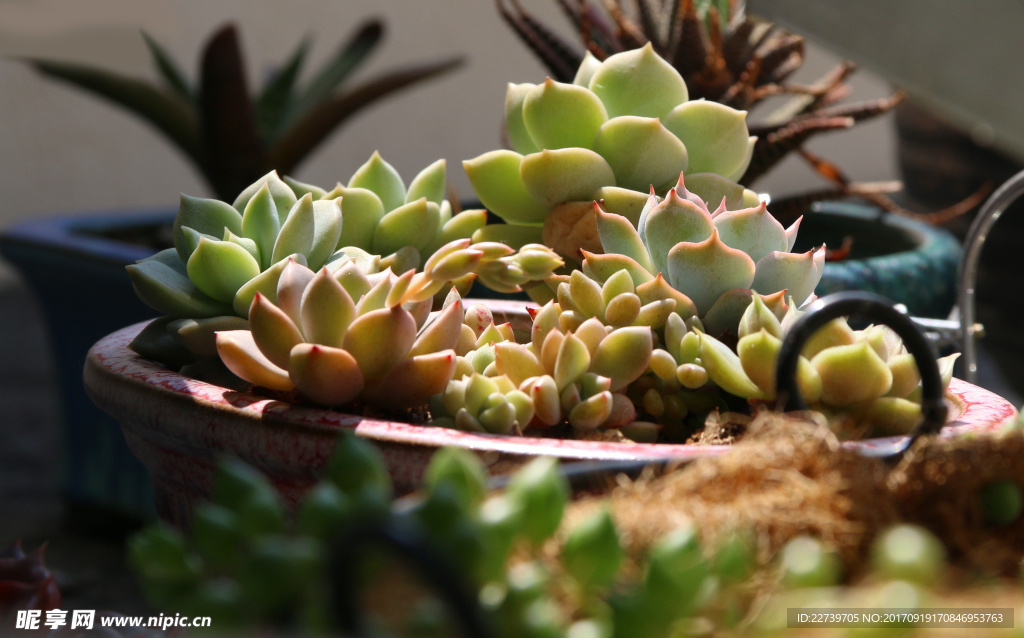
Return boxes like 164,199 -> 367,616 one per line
329,518 -> 493,638
775,291 -> 948,461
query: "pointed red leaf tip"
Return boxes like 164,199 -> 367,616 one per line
674,171 -> 686,191
544,77 -> 555,87
310,345 -> 321,354
526,307 -> 539,319
649,184 -> 657,196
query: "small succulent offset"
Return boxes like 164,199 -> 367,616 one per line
464,43 -> 758,260
697,295 -> 959,434
26,22 -> 462,200
126,159 -> 532,322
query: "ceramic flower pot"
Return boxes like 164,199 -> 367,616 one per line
84,299 -> 1017,527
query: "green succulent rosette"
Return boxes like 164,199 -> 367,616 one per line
127,154 -> 492,321
464,43 -> 759,260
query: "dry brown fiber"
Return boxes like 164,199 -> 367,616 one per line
569,412 -> 1024,579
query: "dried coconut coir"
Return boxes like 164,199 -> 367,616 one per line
567,411 -> 1024,580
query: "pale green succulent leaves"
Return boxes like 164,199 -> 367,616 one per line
463,151 -> 549,225
348,151 -> 406,213
662,100 -> 754,178
588,43 -> 688,119
523,79 -> 608,150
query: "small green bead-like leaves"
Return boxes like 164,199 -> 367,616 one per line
187,237 -> 262,303
699,331 -> 765,399
523,78 -> 608,150
425,447 -> 488,511
174,194 -> 243,264
588,43 -> 688,119
348,151 -> 406,213
568,391 -> 613,430
554,332 -> 591,391
593,116 -> 688,193
520,148 -> 615,209
562,507 -> 622,590
242,183 -> 282,270
463,150 -> 549,225
662,100 -> 751,178
405,159 -> 447,205
506,82 -> 541,155
506,456 -> 568,546
590,326 -> 653,391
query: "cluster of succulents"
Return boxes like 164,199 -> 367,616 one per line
131,439 -> 1019,637
497,0 -> 906,220
127,155 -> 501,321
697,295 -> 960,435
464,44 -> 759,261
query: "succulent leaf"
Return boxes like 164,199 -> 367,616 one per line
588,43 -> 688,119
642,190 -> 715,278
300,268 -> 356,349
463,150 -> 549,225
241,183 -> 282,270
662,100 -> 751,177
523,78 -> 608,150
666,230 -> 756,316
811,342 -> 893,407
751,246 -> 826,308
713,201 -> 788,264
249,292 -> 305,369
343,306 -> 417,384
593,116 -> 689,192
590,326 -> 653,391
289,344 -> 365,406
595,205 -> 657,273
175,194 -> 243,264
334,186 -> 386,251
233,254 -> 307,318
505,83 -> 541,155
216,330 -> 294,391
232,171 -> 297,221
128,253 -> 234,318
347,151 -> 406,213
187,237 -> 262,303
405,159 -> 447,205
520,148 -> 615,209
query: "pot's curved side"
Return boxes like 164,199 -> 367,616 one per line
85,317 -> 1018,526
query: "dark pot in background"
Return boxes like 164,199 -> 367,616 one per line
0,210 -> 172,515
795,202 -> 960,319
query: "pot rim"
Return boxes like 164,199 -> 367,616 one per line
85,307 -> 1019,463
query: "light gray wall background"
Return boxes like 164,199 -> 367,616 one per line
0,0 -> 898,284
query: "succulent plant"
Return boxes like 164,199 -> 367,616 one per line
127,162 -> 544,321
214,239 -> 560,410
496,0 -> 906,220
465,44 -> 762,261
695,295 -> 959,434
26,22 -> 462,200
555,177 -> 822,320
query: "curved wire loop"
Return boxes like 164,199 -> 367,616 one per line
775,291 -> 948,460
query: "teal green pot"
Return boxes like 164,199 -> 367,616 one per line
792,202 -> 960,318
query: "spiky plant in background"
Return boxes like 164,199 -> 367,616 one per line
495,0 -> 919,222
25,22 -> 462,200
